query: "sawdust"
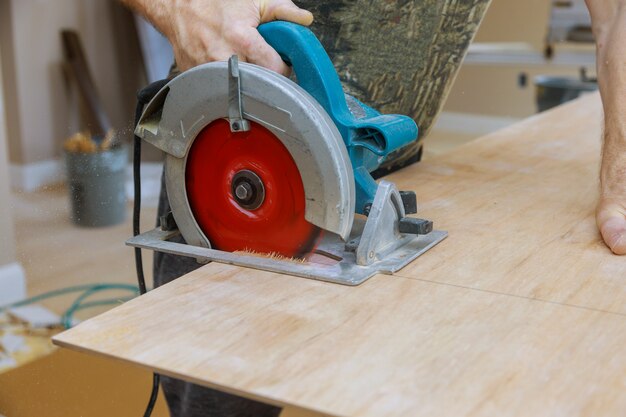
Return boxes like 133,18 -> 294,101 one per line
233,250 -> 309,264
63,129 -> 118,153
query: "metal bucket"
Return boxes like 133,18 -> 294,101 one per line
64,145 -> 127,227
534,75 -> 597,112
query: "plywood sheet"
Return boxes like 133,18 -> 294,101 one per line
53,93 -> 626,416
388,93 -> 626,314
55,264 -> 626,417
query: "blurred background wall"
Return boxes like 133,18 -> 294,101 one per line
0,0 -> 147,191
0,51 -> 15,266
427,0 -> 594,146
0,37 -> 25,305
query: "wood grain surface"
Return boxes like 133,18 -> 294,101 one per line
54,93 -> 626,416
388,92 -> 625,315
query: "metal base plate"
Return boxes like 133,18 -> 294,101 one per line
126,225 -> 447,286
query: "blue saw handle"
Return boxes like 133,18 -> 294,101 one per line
258,21 -> 417,156
258,21 -> 419,214
258,21 -> 349,121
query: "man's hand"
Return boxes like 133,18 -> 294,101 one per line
597,131 -> 626,253
122,0 -> 313,74
586,0 -> 626,254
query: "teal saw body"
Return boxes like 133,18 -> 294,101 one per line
258,22 -> 419,215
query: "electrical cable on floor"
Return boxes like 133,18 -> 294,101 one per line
60,285 -> 139,329
65,297 -> 135,315
0,283 -> 139,332
133,78 -> 170,417
0,298 -> 134,332
75,297 -> 133,310
0,283 -> 138,311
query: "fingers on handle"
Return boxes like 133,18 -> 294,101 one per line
242,29 -> 290,75
261,1 -> 314,26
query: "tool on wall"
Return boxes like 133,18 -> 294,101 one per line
61,30 -> 112,138
128,22 -> 446,286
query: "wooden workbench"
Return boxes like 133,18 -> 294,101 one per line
53,93 -> 626,416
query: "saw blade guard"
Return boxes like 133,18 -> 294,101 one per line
135,61 -> 355,248
258,22 -> 419,214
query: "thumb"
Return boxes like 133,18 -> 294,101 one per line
599,216 -> 626,255
597,203 -> 626,255
242,29 -> 291,75
260,1 -> 314,25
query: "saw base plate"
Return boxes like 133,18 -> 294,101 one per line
126,223 -> 447,286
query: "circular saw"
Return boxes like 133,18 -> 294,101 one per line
129,22 -> 446,285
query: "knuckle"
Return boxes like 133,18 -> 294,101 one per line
207,49 -> 232,62
225,27 -> 251,52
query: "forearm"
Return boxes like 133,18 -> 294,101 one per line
591,2 -> 626,119
586,0 -> 626,254
595,3 -> 626,197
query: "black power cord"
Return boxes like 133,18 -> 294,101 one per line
133,78 -> 170,417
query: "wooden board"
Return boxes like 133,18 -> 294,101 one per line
388,92 -> 626,315
53,93 -> 626,416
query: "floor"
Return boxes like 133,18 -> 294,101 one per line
12,185 -> 157,317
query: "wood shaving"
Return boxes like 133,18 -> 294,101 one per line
63,129 -> 118,154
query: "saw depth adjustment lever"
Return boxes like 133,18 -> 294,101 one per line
227,55 -> 250,133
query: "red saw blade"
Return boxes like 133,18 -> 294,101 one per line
185,119 -> 321,258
